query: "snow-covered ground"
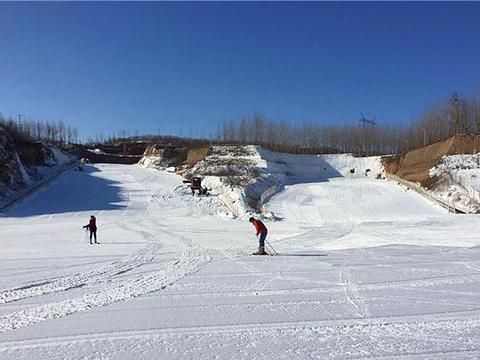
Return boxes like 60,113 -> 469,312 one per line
1,158 -> 480,359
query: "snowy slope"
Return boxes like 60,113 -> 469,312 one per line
1,158 -> 480,359
181,145 -> 384,219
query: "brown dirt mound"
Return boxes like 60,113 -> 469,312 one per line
383,134 -> 480,184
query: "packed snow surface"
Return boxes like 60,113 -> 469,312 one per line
1,154 -> 480,359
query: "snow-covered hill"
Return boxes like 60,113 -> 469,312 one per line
2,150 -> 480,359
175,145 -> 385,219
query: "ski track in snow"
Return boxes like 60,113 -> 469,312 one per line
0,244 -> 210,333
0,164 -> 212,333
340,267 -> 368,319
0,244 -> 158,304
1,315 -> 480,359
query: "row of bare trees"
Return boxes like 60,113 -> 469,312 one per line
216,114 -> 406,155
216,92 -> 480,155
0,114 -> 79,145
408,92 -> 480,149
3,90 -> 479,155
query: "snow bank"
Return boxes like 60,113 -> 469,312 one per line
429,154 -> 480,213
138,155 -> 161,168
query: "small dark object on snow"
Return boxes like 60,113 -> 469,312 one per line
183,177 -> 209,196
350,168 -> 355,174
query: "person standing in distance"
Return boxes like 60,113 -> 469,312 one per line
83,215 -> 98,245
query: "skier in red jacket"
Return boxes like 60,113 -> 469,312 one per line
249,217 -> 268,255
83,215 -> 98,245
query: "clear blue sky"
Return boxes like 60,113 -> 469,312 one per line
1,2 -> 480,141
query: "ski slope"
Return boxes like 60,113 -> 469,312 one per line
1,163 -> 480,359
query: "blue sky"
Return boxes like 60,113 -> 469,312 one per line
1,2 -> 480,141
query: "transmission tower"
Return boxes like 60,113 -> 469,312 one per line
358,113 -> 377,127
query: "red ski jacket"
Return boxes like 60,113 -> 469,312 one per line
251,219 -> 267,235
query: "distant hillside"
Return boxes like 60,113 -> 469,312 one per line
383,134 -> 480,185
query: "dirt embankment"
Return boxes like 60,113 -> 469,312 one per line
383,134 -> 480,185
139,144 -> 189,168
139,144 -> 212,170
185,146 -> 212,167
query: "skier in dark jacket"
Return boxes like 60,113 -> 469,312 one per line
249,217 -> 268,255
83,215 -> 98,244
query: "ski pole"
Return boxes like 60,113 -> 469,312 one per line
265,239 -> 279,256
265,242 -> 276,256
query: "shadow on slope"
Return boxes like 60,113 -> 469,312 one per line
259,148 -> 344,185
278,252 -> 328,257
245,149 -> 345,211
5,166 -> 126,217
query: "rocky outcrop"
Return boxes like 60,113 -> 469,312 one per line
0,127 -> 29,195
0,126 -> 73,204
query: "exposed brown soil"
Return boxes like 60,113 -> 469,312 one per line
383,134 -> 480,185
185,146 -> 212,167
140,145 -> 188,168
